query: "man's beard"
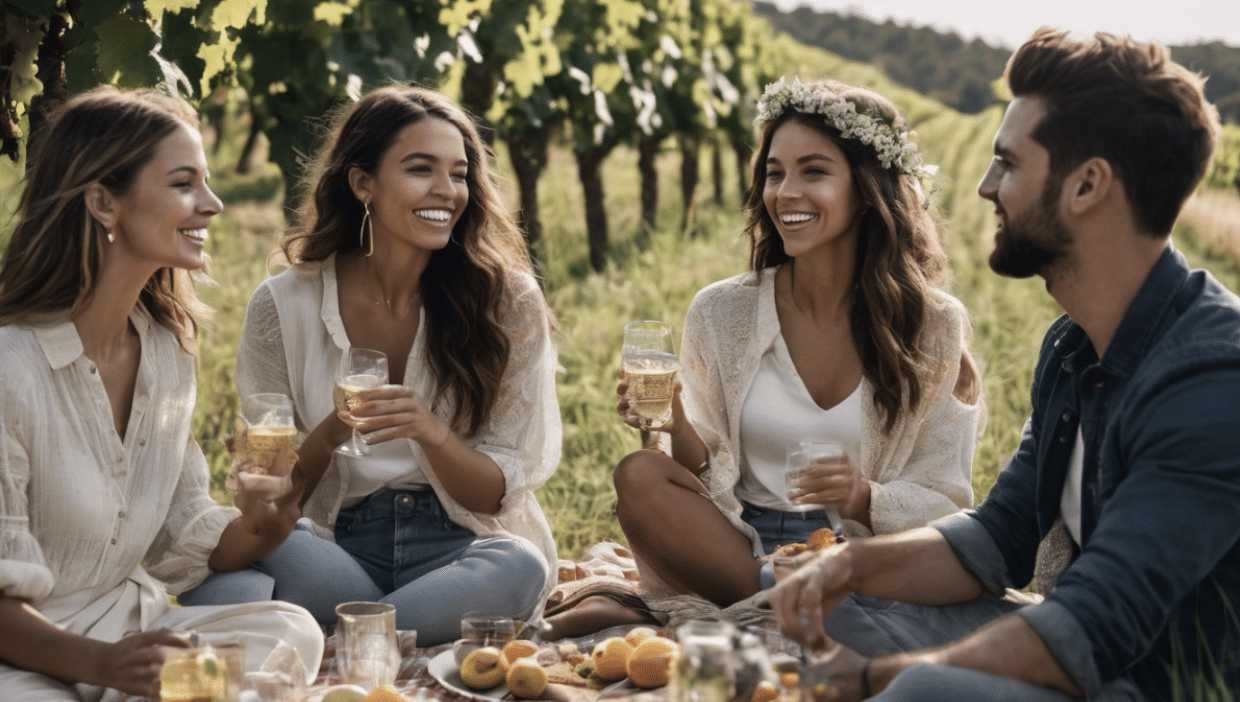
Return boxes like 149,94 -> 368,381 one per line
988,179 -> 1072,279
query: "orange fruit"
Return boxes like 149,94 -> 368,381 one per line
505,657 -> 549,698
364,685 -> 409,702
499,640 -> 540,672
750,680 -> 778,702
625,637 -> 679,688
590,637 -> 633,682
624,626 -> 659,649
807,528 -> 836,550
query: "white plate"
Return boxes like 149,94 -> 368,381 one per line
427,649 -> 510,700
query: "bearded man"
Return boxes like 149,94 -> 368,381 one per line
769,27 -> 1238,702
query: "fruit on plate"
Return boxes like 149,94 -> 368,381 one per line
321,684 -> 369,702
624,626 -> 659,649
591,637 -> 633,682
363,685 -> 409,702
505,656 -> 549,698
625,637 -> 680,688
499,639 -> 540,672
750,680 -> 778,702
459,646 -> 506,690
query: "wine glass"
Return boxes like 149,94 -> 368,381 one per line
620,320 -> 680,430
334,348 -> 388,457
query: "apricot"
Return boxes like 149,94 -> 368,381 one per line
625,637 -> 679,688
505,657 -> 549,698
459,647 -> 506,690
499,640 -> 540,673
590,637 -> 633,682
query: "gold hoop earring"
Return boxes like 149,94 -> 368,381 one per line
359,204 -> 373,257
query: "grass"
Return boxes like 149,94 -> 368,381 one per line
2,50 -> 1239,564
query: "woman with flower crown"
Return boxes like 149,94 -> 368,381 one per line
609,77 -> 983,612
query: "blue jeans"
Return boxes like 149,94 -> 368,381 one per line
180,488 -> 549,646
822,595 -> 1145,702
740,501 -> 834,555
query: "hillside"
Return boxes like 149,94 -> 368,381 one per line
748,0 -> 1240,122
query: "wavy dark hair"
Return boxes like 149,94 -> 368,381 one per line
282,85 -> 536,436
744,79 -> 949,432
0,86 -> 208,355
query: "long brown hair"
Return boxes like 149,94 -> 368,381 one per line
284,85 -> 537,436
744,80 -> 949,432
0,86 -> 209,355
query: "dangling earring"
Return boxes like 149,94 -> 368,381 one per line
106,229 -> 115,244
359,204 -> 373,257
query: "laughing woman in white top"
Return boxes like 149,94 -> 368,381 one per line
180,86 -> 559,646
0,87 -> 322,701
611,79 -> 983,609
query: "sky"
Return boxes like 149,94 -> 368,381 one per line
764,0 -> 1240,49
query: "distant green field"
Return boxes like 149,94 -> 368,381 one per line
2,43 -> 1238,563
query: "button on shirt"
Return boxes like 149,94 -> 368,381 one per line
935,247 -> 1240,699
0,307 -> 236,625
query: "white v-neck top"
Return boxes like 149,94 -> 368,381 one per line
736,331 -> 863,510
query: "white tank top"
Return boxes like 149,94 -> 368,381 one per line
736,331 -> 863,510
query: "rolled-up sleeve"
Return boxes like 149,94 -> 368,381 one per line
472,275 -> 561,509
143,437 -> 238,595
0,407 -> 54,604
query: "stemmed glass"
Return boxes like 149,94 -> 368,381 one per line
334,348 -> 388,457
620,320 -> 680,431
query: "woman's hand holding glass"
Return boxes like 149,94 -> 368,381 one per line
616,370 -> 686,435
342,384 -> 453,449
335,348 -> 389,456
231,446 -> 303,539
786,444 -> 869,521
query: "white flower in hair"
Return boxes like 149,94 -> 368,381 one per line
756,77 -> 933,181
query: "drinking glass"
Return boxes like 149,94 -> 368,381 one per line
335,602 -> 403,691
454,612 -> 517,665
237,393 -> 296,477
674,619 -> 736,702
161,645 -> 231,702
334,348 -> 388,457
621,320 -> 679,430
785,441 -> 846,537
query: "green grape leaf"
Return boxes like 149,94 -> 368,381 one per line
145,0 -> 199,14
313,1 -> 355,24
93,14 -> 160,87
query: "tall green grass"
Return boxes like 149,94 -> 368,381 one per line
2,44 -> 1238,564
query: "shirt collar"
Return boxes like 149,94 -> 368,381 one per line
1097,245 -> 1189,377
318,252 -> 352,352
32,305 -> 153,370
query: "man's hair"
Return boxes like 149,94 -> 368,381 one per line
1005,28 -> 1221,235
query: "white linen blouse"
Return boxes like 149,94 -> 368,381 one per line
679,267 -> 983,546
0,307 -> 237,624
235,255 -> 560,576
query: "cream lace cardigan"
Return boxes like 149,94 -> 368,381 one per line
235,257 -> 561,582
681,268 -> 984,550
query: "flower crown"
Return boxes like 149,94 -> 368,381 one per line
755,77 -> 932,181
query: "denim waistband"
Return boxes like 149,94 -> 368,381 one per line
741,500 -> 831,520
344,487 -> 440,520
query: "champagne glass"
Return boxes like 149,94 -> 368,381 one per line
335,348 -> 388,457
785,441 -> 846,539
621,320 -> 680,430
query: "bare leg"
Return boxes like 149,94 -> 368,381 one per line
614,449 -> 761,606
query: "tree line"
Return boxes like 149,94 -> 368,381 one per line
2,0 -> 1237,273
749,0 -> 1240,124
0,0 -> 818,272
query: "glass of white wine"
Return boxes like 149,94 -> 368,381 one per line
334,348 -> 388,457
785,440 -> 847,539
621,320 -> 680,431
238,393 -> 296,476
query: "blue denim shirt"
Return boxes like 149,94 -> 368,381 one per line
935,247 -> 1240,699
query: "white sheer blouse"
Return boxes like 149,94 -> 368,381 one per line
0,308 -> 237,623
235,256 -> 560,575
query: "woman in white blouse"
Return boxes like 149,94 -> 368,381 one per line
612,79 -> 983,609
0,87 -> 322,701
181,86 -> 559,646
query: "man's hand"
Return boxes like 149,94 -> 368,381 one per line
770,544 -> 852,651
